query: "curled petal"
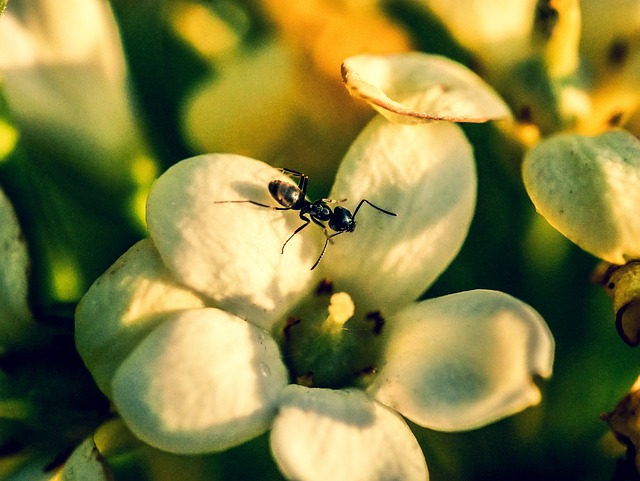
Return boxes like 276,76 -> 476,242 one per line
323,116 -> 476,315
342,52 -> 511,124
523,130 -> 640,264
271,385 -> 428,481
369,290 -> 554,431
75,239 -> 207,393
112,308 -> 288,454
146,154 -> 320,330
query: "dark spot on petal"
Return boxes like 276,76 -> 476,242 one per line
517,105 -> 534,124
608,39 -> 629,67
283,317 -> 301,341
358,365 -> 378,376
608,111 -> 625,128
297,371 -> 314,387
315,278 -> 333,295
366,311 -> 385,335
534,0 -> 559,39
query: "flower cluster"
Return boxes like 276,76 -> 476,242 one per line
75,54 -> 554,480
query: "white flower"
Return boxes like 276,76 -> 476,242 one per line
76,102 -> 553,479
0,0 -> 155,225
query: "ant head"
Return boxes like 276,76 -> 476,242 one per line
269,180 -> 302,208
329,206 -> 355,233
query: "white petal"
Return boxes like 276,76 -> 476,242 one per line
322,116 -> 476,315
0,0 -> 143,177
112,308 -> 288,454
75,239 -> 207,393
523,130 -> 640,264
369,290 -> 554,431
146,154 -> 320,330
0,187 -> 34,349
271,385 -> 428,481
342,53 -> 511,123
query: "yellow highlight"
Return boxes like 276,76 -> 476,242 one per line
130,188 -> 150,230
129,154 -> 157,230
51,257 -> 83,302
130,154 -> 158,186
544,0 -> 581,78
169,1 -> 244,59
0,120 -> 19,161
327,292 -> 355,330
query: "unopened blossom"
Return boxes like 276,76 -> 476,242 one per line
76,57 -> 553,480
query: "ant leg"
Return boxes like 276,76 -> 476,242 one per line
281,213 -> 311,254
311,236 -> 330,270
352,199 -> 397,218
310,231 -> 345,270
277,168 -> 308,195
321,197 -> 347,204
309,215 -> 326,229
213,199 -> 291,210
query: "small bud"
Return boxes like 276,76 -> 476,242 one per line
601,374 -> 640,474
593,261 -> 640,346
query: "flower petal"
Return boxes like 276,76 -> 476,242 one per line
270,385 -> 428,481
0,0 -> 144,175
75,239 -> 207,393
146,154 -> 320,330
322,116 -> 476,315
342,52 -> 511,123
60,437 -> 111,481
112,307 -> 288,454
523,130 -> 640,264
0,187 -> 34,350
369,290 -> 554,431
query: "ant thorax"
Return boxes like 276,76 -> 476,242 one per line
308,200 -> 332,222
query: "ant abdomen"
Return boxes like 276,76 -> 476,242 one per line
269,180 -> 302,208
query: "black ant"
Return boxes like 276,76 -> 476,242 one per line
215,168 -> 396,270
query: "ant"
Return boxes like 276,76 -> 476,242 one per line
215,168 -> 396,270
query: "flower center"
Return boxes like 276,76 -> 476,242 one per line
278,281 -> 384,389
